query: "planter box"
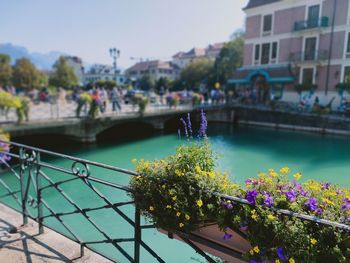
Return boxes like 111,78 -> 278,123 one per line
160,224 -> 251,262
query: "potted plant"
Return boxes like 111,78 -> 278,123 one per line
129,111 -> 350,263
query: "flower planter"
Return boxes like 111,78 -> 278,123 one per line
159,224 -> 251,263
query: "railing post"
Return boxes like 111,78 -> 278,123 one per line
134,204 -> 141,263
19,147 -> 28,225
35,151 -> 43,234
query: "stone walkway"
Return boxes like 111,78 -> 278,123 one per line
0,203 -> 112,263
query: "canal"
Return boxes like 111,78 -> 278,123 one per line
2,123 -> 350,262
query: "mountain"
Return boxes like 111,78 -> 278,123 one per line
0,43 -> 68,70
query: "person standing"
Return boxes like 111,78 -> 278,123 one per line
111,86 -> 121,112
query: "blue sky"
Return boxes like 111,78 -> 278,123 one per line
0,0 -> 248,67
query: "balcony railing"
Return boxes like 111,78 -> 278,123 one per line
289,50 -> 329,63
293,16 -> 329,32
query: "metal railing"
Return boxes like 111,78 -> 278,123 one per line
0,140 -> 349,262
293,16 -> 329,32
289,49 -> 329,63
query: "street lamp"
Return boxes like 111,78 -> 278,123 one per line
109,48 -> 120,85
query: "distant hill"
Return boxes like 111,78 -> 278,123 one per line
0,43 -> 68,70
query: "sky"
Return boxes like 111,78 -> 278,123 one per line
0,0 -> 248,68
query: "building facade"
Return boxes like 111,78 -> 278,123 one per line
126,60 -> 180,82
229,0 -> 350,105
84,64 -> 126,85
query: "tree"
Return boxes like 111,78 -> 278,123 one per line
155,77 -> 170,93
49,56 -> 78,88
0,54 -> 12,86
179,59 -> 214,90
212,32 -> 244,85
138,75 -> 154,91
12,58 -> 42,90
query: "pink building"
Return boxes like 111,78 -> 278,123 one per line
229,0 -> 350,104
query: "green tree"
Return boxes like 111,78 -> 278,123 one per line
138,75 -> 154,91
12,58 -> 42,90
155,77 -> 170,93
179,58 -> 214,90
49,56 -> 78,88
0,54 -> 12,86
213,32 -> 244,85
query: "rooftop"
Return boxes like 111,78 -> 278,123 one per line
244,0 -> 281,9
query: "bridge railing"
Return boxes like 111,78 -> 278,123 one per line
0,140 -> 349,263
0,140 -> 167,263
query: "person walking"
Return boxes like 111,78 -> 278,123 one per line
111,86 -> 121,112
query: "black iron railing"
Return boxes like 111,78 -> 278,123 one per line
0,140 -> 349,263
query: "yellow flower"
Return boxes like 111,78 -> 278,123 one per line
207,171 -> 215,178
310,238 -> 317,245
251,210 -> 258,221
322,198 -> 334,205
172,196 -> 177,201
185,214 -> 190,220
144,162 -> 150,169
267,214 -> 276,221
253,246 -> 260,253
149,206 -> 154,211
280,167 -> 290,173
293,172 -> 302,181
195,165 -> 201,173
197,199 -> 203,207
275,260 -> 281,263
166,205 -> 172,209
249,249 -> 254,255
289,258 -> 295,263
131,158 -> 137,163
270,171 -> 278,177
176,212 -> 181,217
258,172 -> 265,178
162,184 -> 166,189
135,176 -> 141,180
179,223 -> 184,228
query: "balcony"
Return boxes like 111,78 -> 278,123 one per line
289,50 -> 329,63
293,16 -> 329,32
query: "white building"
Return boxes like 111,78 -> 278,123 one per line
84,64 -> 126,85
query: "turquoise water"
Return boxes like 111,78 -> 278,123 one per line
1,124 -> 350,262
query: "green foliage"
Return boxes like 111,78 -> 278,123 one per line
130,142 -> 235,232
155,77 -> 170,93
12,58 -> 42,90
49,56 -> 78,88
95,80 -> 116,89
133,94 -> 149,115
336,83 -> 350,91
138,75 -> 154,91
179,59 -> 214,90
0,54 -> 12,86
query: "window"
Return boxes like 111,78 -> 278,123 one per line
346,33 -> 350,54
302,68 -> 314,85
271,42 -> 278,59
254,45 -> 260,61
344,66 -> 350,83
307,5 -> 320,28
261,43 -> 270,64
263,15 -> 272,32
304,37 -> 317,60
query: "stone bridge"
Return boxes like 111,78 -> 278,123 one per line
4,106 -> 235,143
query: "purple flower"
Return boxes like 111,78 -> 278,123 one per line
223,232 -> 232,240
321,182 -> 331,190
285,190 -> 298,202
249,260 -> 258,263
342,199 -> 350,211
264,193 -> 274,207
186,113 -> 193,137
197,109 -> 207,138
277,247 -> 286,261
315,208 -> 323,215
305,198 -> 318,212
239,225 -> 248,231
246,189 -> 258,205
180,118 -> 188,138
336,189 -> 343,195
221,201 -> 233,210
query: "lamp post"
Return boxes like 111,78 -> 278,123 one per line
109,48 -> 120,85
